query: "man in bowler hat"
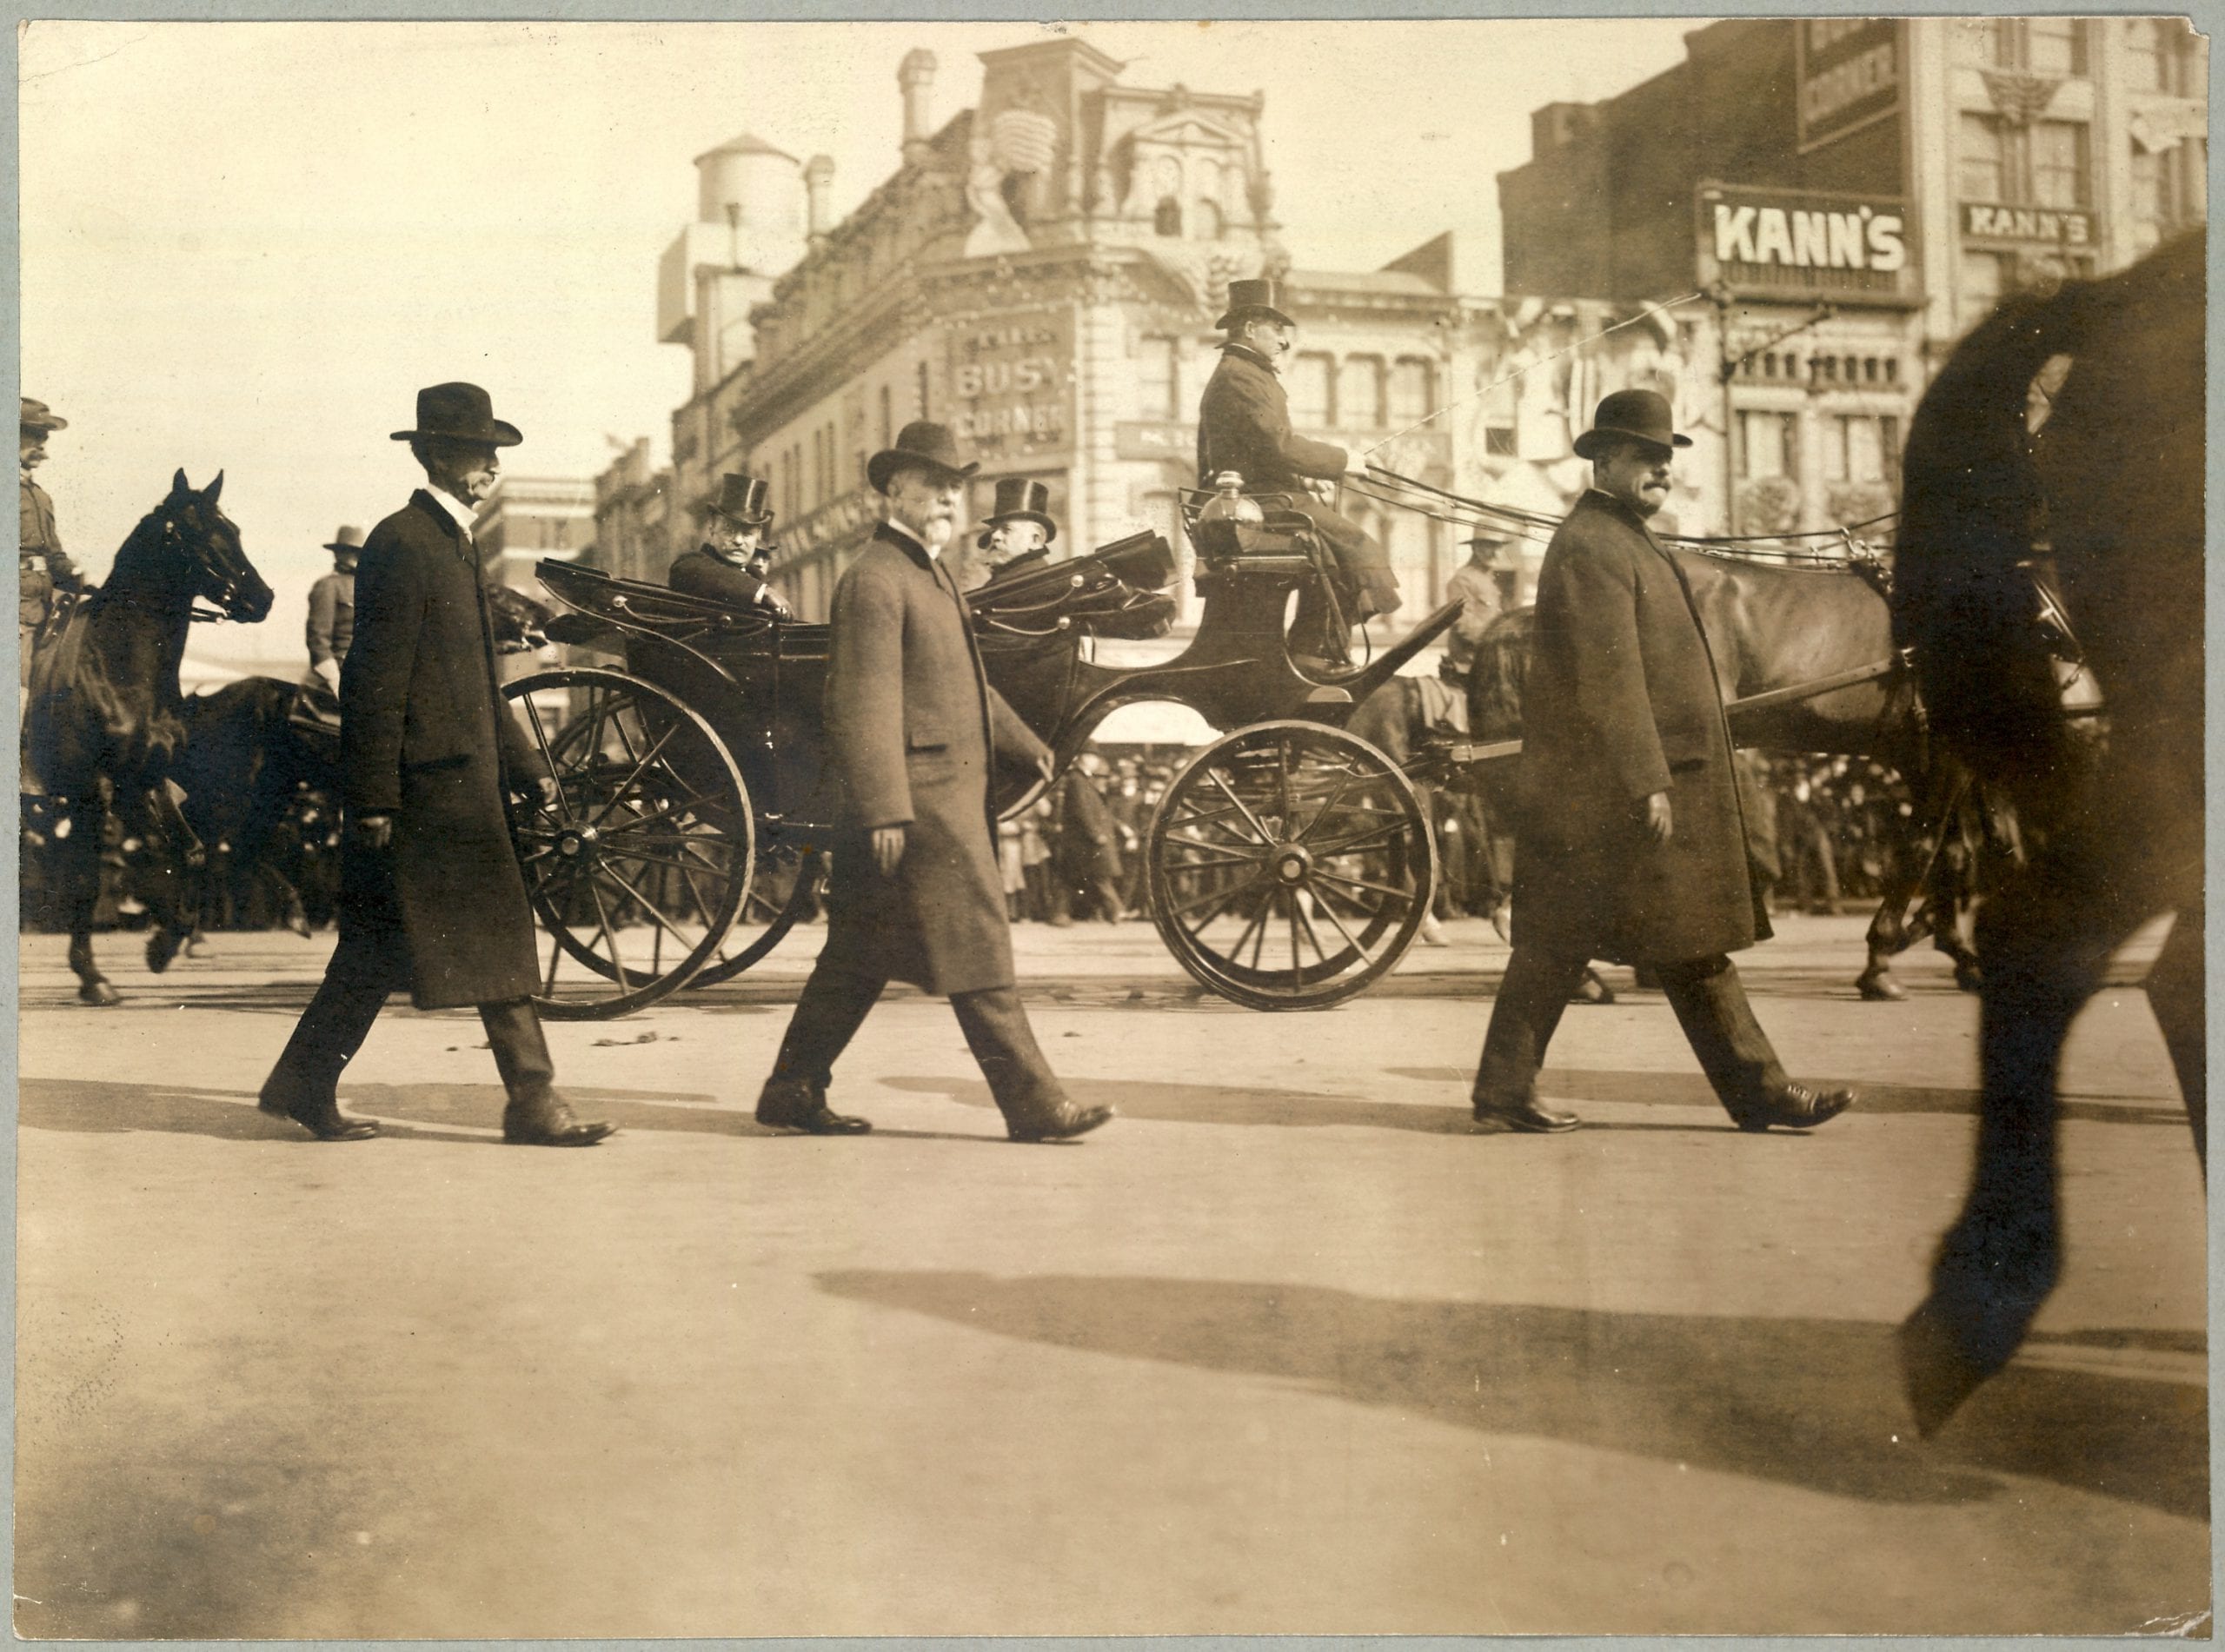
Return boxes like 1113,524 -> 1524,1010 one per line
1471,388 -> 1856,1135
304,525 -> 362,694
669,473 -> 793,619
973,475 -> 1058,589
754,421 -> 1112,1142
1197,277 -> 1400,658
258,382 -> 614,1145
19,397 -> 83,691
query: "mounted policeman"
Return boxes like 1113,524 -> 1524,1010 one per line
20,397 -> 85,694
1197,277 -> 1400,665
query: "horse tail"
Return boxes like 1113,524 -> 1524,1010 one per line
1892,279 -> 2111,795
1465,607 -> 1533,742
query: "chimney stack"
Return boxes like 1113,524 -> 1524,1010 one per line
899,49 -> 937,165
804,155 -> 835,245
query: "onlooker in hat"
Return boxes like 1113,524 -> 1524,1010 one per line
19,397 -> 84,689
1471,388 -> 1856,1137
754,421 -> 1112,1143
304,526 -> 362,694
1198,276 -> 1401,662
974,476 -> 1059,589
1439,527 -> 1517,687
669,473 -> 793,619
259,382 -> 614,1147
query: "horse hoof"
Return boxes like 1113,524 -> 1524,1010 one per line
77,979 -> 122,1007
1898,1294 -> 1995,1437
145,930 -> 183,974
1856,969 -> 1907,1002
1954,964 -> 1983,994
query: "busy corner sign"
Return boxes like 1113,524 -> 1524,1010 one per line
1797,17 -> 1903,155
1697,182 -> 1914,305
947,308 -> 1074,460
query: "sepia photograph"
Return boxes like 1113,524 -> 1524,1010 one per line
13,13 -> 2211,1637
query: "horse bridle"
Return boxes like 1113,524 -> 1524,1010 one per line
162,508 -> 254,623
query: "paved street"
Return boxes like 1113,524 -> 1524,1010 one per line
14,913 -> 2208,1637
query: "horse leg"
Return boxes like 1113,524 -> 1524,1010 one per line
58,794 -> 122,1005
130,784 -> 203,974
2143,900 -> 2206,1171
1858,766 -> 1967,1001
1899,855 -> 2152,1433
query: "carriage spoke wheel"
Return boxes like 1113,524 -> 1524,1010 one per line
503,667 -> 753,1019
684,843 -> 827,988
1146,720 -> 1435,1011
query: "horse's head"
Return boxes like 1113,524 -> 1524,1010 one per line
488,582 -> 555,654
144,470 -> 274,624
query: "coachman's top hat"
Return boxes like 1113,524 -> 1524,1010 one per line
867,421 -> 980,495
1571,388 -> 1692,461
323,525 -> 367,554
389,381 -> 523,448
1217,276 -> 1295,333
975,476 -> 1057,548
20,398 -> 67,435
713,474 -> 774,526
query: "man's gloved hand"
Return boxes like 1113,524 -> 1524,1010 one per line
1304,477 -> 1338,504
871,824 -> 906,877
311,657 -> 342,695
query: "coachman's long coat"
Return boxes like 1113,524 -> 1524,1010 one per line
1510,490 -> 1767,965
817,521 -> 1050,995
335,489 -> 548,1009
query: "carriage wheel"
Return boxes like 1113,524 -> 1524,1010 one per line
1146,720 -> 1435,1011
684,845 -> 827,988
503,667 -> 754,1020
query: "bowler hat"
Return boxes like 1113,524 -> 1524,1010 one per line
19,398 -> 67,435
714,473 -> 774,526
1217,276 -> 1295,333
1571,388 -> 1691,461
389,381 -> 523,448
323,525 -> 367,554
974,476 -> 1058,548
867,421 -> 980,495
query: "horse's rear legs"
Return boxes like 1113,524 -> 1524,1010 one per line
56,798 -> 121,1005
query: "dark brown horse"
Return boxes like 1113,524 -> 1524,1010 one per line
1892,234 -> 2203,1431
22,471 -> 273,1001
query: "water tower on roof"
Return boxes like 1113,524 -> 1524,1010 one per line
658,131 -> 808,393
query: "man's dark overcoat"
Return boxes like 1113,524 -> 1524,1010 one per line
818,521 -> 1050,995
668,547 -> 769,608
1510,490 -> 1767,965
335,489 -> 548,1010
1197,344 -> 1399,616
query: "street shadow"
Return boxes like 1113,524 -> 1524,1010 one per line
814,1270 -> 2207,1520
878,1074 -> 1482,1133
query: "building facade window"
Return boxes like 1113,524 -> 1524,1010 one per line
1338,355 -> 1385,429
878,385 -> 893,449
1737,409 -> 1797,481
1387,357 -> 1434,426
1959,114 -> 2090,209
1823,414 -> 1900,488
2029,119 -> 2090,209
916,361 -> 931,421
1960,17 -> 2086,76
1137,335 -> 1180,420
1154,197 -> 1183,237
1484,425 -> 1517,457
1288,352 -> 1335,428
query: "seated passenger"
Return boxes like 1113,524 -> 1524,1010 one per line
975,477 -> 1058,590
669,473 -> 793,619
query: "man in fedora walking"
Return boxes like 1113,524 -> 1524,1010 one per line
1198,277 -> 1400,660
258,382 -> 613,1145
304,525 -> 362,694
973,475 -> 1059,590
669,472 -> 792,618
1471,388 -> 1856,1135
754,421 -> 1112,1143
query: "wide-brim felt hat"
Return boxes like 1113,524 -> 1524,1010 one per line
867,421 -> 979,495
323,525 -> 367,553
1571,388 -> 1692,461
714,473 -> 774,526
389,381 -> 523,448
975,475 -> 1057,547
19,397 -> 67,434
1217,276 -> 1295,332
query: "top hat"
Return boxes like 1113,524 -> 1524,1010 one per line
323,525 -> 367,554
20,398 -> 67,435
713,473 -> 774,526
1463,524 -> 1514,552
389,381 -> 523,448
867,421 -> 980,495
1571,388 -> 1692,461
1217,276 -> 1295,333
975,476 -> 1058,548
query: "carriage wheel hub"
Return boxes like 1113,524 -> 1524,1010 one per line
556,825 -> 601,859
1272,845 -> 1312,885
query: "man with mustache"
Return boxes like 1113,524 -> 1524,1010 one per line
1471,389 -> 1856,1136
754,421 -> 1112,1143
668,472 -> 793,619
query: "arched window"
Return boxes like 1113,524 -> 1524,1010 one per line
1154,197 -> 1184,237
1193,199 -> 1225,239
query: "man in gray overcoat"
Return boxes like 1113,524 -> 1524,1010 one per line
1471,389 -> 1856,1135
258,382 -> 613,1146
754,421 -> 1112,1143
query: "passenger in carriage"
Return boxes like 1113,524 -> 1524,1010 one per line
668,472 -> 794,619
973,476 -> 1058,589
1196,276 -> 1401,660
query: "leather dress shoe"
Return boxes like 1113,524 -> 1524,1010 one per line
1471,1093 -> 1582,1133
1006,1098 -> 1114,1143
755,1079 -> 872,1135
1730,1082 -> 1855,1132
258,1078 -> 380,1142
502,1089 -> 615,1146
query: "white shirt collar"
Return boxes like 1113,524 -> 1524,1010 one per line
423,486 -> 480,541
884,515 -> 940,562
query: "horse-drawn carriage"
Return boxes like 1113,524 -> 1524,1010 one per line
504,494 -> 1467,1018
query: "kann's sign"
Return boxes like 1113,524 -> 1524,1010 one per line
1797,17 -> 1903,155
1698,182 -> 1914,303
1961,202 -> 2095,247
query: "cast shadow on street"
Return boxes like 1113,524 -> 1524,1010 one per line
814,1269 -> 2207,1520
880,1074 -> 1482,1133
